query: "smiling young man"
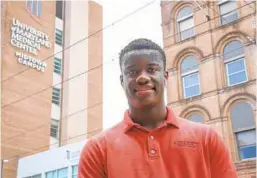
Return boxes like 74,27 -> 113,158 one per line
78,38 -> 238,178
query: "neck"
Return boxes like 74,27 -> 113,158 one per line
129,102 -> 167,130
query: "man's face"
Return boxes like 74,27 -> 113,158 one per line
120,50 -> 168,109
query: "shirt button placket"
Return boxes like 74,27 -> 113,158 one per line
151,149 -> 156,155
148,134 -> 158,158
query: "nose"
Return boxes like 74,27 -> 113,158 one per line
136,72 -> 150,85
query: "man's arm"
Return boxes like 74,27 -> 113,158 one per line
207,127 -> 238,178
78,139 -> 107,178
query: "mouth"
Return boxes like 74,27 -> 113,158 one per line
133,85 -> 156,96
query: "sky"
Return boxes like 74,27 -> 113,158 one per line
100,0 -> 164,129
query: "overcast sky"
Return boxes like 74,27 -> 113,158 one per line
100,0 -> 163,129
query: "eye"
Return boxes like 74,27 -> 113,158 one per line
148,68 -> 156,73
128,70 -> 137,76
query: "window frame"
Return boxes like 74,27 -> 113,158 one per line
55,29 -> 63,46
57,167 -> 68,178
24,174 -> 42,178
26,0 -> 41,16
218,0 -> 239,25
223,41 -> 248,86
45,167 -> 68,178
235,129 -> 256,160
225,58 -> 248,86
230,102 -> 256,160
54,57 -> 62,75
50,119 -> 59,139
52,87 -> 61,106
181,56 -> 201,99
56,0 -> 63,20
71,165 -> 78,178
187,113 -> 205,123
176,7 -> 195,41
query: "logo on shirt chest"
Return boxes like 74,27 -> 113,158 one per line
173,140 -> 199,148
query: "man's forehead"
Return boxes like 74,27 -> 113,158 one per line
123,49 -> 161,58
122,49 -> 162,66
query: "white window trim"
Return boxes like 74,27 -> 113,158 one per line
218,0 -> 230,5
181,68 -> 198,76
234,126 -> 256,133
177,17 -> 195,41
182,72 -> 201,99
177,13 -> 193,22
36,0 -> 41,16
226,58 -> 248,86
46,167 -> 68,178
224,54 -> 244,63
218,0 -> 239,25
235,129 -> 256,160
71,165 -> 78,178
176,8 -> 195,41
26,0 -> 41,16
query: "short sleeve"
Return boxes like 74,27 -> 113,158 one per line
207,127 -> 238,178
78,139 -> 107,178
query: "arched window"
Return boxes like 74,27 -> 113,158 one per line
218,0 -> 238,25
181,56 -> 200,98
188,113 -> 204,123
231,102 -> 256,160
26,0 -> 41,16
177,6 -> 195,40
223,40 -> 247,86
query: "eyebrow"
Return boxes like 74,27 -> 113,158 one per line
148,63 -> 160,67
124,64 -> 136,70
148,63 -> 159,65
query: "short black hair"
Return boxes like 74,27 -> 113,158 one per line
119,38 -> 166,70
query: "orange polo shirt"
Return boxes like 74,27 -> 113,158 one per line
78,107 -> 237,178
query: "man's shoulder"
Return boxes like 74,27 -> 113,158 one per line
175,117 -> 212,137
84,121 -> 125,148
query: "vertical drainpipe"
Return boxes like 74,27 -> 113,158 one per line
59,0 -> 66,147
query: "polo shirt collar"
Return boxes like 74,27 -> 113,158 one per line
123,106 -> 179,133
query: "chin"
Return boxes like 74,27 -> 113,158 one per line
130,99 -> 158,109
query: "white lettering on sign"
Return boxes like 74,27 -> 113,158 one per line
16,52 -> 47,72
10,18 -> 51,72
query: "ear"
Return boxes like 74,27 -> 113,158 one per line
120,74 -> 124,88
164,71 -> 168,87
164,71 -> 168,80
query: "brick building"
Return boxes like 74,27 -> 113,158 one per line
1,1 -> 103,178
161,1 -> 256,177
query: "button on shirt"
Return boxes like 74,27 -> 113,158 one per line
78,107 -> 237,178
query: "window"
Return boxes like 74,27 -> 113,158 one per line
52,87 -> 61,105
223,41 -> 247,86
54,57 -> 62,75
188,114 -> 204,123
181,56 -> 200,98
177,7 -> 195,40
219,0 -> 238,25
50,119 -> 59,139
56,1 -> 63,19
26,0 -> 41,16
231,102 -> 256,160
72,165 -> 78,178
24,174 -> 41,178
55,29 -> 63,46
46,168 -> 68,178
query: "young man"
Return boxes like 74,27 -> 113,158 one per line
78,39 -> 238,178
